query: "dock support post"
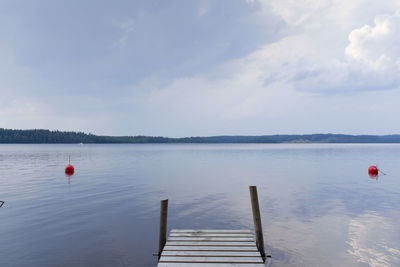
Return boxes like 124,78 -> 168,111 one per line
158,199 -> 168,259
249,186 -> 266,262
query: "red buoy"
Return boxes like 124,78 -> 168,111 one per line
65,155 -> 75,176
65,164 -> 75,176
368,165 -> 378,177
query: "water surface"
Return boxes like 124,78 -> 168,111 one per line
0,144 -> 399,266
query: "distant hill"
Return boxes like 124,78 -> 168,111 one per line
1,128 -> 400,143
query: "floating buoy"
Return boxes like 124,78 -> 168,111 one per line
65,164 -> 74,176
65,155 -> 74,176
368,165 -> 378,177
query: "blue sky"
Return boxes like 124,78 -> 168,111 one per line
1,0 -> 400,136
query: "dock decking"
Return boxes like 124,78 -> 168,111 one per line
157,229 -> 265,266
156,186 -> 268,266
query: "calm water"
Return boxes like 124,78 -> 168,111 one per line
0,144 -> 399,266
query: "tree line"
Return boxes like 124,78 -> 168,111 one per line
1,128 -> 400,143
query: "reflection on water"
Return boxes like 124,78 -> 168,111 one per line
347,212 -> 400,267
0,144 -> 399,266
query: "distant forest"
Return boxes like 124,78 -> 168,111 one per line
1,128 -> 400,144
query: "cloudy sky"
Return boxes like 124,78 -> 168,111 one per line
1,0 -> 400,136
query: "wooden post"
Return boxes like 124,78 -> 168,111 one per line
249,186 -> 266,261
158,199 -> 168,259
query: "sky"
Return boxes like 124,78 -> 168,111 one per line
1,0 -> 400,137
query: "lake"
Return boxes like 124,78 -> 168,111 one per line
0,144 -> 399,266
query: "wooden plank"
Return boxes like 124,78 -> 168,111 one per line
168,237 -> 254,242
163,246 -> 258,252
158,229 -> 263,266
170,229 -> 251,234
159,256 -> 264,263
161,251 -> 261,257
166,241 -> 257,247
158,263 -> 264,266
170,233 -> 253,238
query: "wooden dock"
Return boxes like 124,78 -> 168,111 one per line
157,229 -> 265,266
156,186 -> 269,266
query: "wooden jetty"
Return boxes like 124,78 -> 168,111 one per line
156,186 -> 269,266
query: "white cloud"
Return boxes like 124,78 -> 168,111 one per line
302,9 -> 400,92
197,1 -> 211,17
142,36 -> 313,122
346,11 -> 400,71
114,18 -> 135,46
261,0 -> 330,26
252,5 -> 400,93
